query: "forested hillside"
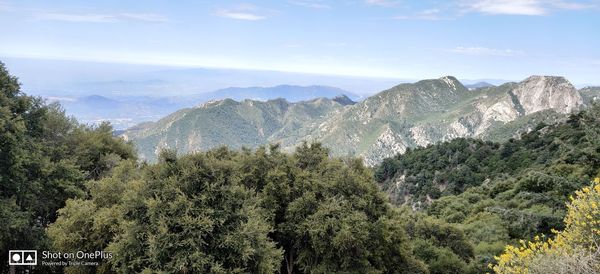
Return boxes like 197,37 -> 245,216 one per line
375,104 -> 600,272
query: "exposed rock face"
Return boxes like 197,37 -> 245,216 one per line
362,125 -> 409,166
512,76 -> 583,115
124,75 -> 587,165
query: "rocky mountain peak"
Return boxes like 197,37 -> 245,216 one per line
438,76 -> 462,91
511,75 -> 583,115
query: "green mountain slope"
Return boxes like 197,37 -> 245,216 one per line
123,97 -> 346,161
124,75 -> 585,164
296,76 -> 583,165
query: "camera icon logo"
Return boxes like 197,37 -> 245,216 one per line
8,250 -> 37,265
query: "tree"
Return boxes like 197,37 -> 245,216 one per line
0,61 -> 136,273
253,143 -> 427,273
50,152 -> 283,274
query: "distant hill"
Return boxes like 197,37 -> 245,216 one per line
50,85 -> 356,129
198,85 -> 360,103
123,97 -> 347,161
50,95 -> 185,129
124,75 -> 587,164
464,82 -> 495,90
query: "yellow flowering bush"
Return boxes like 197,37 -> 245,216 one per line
492,178 -> 600,274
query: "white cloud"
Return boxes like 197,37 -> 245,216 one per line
447,46 -> 524,56
394,8 -> 450,20
463,0 -> 547,15
118,13 -> 168,22
365,0 -> 401,7
215,4 -> 269,20
37,13 -> 116,22
46,96 -> 76,102
288,0 -> 330,9
460,0 -> 597,16
215,10 -> 265,20
36,12 -> 168,23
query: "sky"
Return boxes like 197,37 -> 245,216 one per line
0,0 -> 599,86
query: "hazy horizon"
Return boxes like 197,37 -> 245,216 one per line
3,57 -> 595,100
1,0 -> 599,89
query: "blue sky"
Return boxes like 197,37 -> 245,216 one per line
1,0 -> 599,85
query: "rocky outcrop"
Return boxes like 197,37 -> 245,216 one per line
512,76 -> 583,115
362,125 -> 409,166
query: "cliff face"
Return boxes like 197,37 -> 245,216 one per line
512,76 -> 583,115
123,76 -> 588,165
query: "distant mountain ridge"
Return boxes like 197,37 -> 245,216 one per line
50,85 -> 356,129
123,76 -> 588,164
123,97 -> 347,160
464,82 -> 495,90
202,85 -> 361,102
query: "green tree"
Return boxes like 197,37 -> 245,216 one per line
0,61 -> 136,273
246,143 -> 427,274
50,151 -> 283,274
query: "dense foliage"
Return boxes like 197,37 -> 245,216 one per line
50,144 -> 440,273
375,104 -> 600,272
493,178 -> 600,273
0,62 -> 136,273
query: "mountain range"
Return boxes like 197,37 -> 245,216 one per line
50,85 -> 358,129
122,76 -> 593,164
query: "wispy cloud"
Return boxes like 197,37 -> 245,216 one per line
36,12 -> 168,23
446,46 -> 524,56
289,0 -> 330,9
118,13 -> 168,22
215,10 -> 265,20
550,0 -> 597,10
394,9 -> 451,20
462,0 -> 547,15
365,0 -> 401,7
460,0 -> 597,16
215,4 -> 269,21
